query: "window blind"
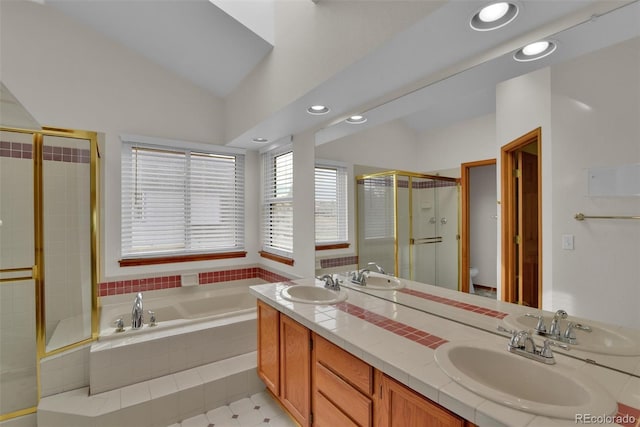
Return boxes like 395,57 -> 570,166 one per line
261,145 -> 293,257
121,142 -> 244,258
363,177 -> 394,239
315,165 -> 348,244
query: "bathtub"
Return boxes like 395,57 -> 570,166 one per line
91,279 -> 264,393
98,279 -> 261,339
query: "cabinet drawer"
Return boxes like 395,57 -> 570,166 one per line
315,363 -> 372,426
314,391 -> 360,427
314,334 -> 372,395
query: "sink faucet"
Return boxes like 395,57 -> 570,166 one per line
351,268 -> 369,286
318,274 -> 340,291
525,309 -> 591,345
366,262 -> 386,274
549,309 -> 568,337
506,329 -> 556,364
131,292 -> 144,329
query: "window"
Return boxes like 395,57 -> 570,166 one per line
121,141 -> 245,262
261,145 -> 293,260
363,177 -> 394,239
315,163 -> 348,246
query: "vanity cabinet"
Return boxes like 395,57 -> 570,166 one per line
257,300 -> 280,395
256,301 -> 474,427
312,334 -> 374,426
377,372 -> 468,427
279,314 -> 311,427
257,300 -> 311,427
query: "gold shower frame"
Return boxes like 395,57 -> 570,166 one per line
355,170 -> 459,285
0,125 -> 100,421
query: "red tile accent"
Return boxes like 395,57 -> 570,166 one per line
398,288 -> 508,320
99,267 -> 291,297
334,301 -> 448,350
617,403 -> 640,427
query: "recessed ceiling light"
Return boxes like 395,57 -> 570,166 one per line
514,40 -> 557,62
252,137 -> 268,143
307,105 -> 330,115
470,2 -> 518,31
346,115 -> 367,124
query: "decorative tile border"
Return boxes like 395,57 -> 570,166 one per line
399,288 -> 508,319
334,301 -> 448,350
0,141 -> 90,163
0,141 -> 32,159
319,256 -> 358,269
99,267 -> 290,297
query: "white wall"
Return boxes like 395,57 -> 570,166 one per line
496,68 -> 552,304
315,119 -> 419,171
549,38 -> 640,328
0,1 -> 261,281
417,114 -> 496,172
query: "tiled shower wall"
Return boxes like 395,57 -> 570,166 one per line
43,138 -> 92,339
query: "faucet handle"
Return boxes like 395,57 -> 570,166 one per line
541,340 -> 555,358
148,310 -> 157,326
114,318 -> 125,332
525,313 -> 547,333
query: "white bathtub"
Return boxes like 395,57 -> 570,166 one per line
91,279 -> 264,393
99,279 -> 261,339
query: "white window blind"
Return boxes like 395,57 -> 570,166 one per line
315,164 -> 348,244
121,142 -> 244,258
363,177 -> 394,239
261,145 -> 293,257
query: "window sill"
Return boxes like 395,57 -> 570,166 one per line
259,251 -> 294,266
119,251 -> 247,267
315,243 -> 350,251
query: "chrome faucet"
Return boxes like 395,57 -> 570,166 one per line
525,310 -> 591,345
131,292 -> 144,329
351,268 -> 369,286
506,329 -> 556,364
549,309 -> 567,337
366,262 -> 386,274
318,274 -> 340,291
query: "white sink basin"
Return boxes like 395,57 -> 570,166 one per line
280,285 -> 347,304
353,272 -> 404,290
435,341 -> 617,419
503,314 -> 640,356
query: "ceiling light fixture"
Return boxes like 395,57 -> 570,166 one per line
514,40 -> 557,62
346,115 -> 367,124
252,137 -> 269,143
307,105 -> 330,115
470,2 -> 518,31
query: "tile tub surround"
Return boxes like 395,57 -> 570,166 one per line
250,281 -> 640,426
38,352 -> 265,427
99,266 -> 291,297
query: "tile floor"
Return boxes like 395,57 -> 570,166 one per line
170,391 -> 297,427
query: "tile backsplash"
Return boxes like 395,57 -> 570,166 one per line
99,267 -> 290,297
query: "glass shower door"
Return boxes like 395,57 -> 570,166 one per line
0,130 -> 38,418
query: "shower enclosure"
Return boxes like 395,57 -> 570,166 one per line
356,171 -> 459,290
0,124 -> 99,421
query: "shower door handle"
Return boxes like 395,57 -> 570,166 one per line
410,237 -> 443,245
0,266 -> 36,283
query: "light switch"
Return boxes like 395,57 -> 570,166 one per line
562,234 -> 574,250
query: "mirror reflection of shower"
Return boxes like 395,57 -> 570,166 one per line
356,170 -> 459,290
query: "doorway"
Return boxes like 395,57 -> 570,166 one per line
501,128 -> 542,308
460,159 -> 497,296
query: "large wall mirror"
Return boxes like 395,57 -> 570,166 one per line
314,1 -> 640,376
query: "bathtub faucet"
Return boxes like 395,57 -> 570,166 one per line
131,292 -> 144,329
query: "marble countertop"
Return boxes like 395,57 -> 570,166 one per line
249,278 -> 640,427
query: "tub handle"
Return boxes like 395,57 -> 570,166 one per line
114,318 -> 125,332
148,310 -> 157,327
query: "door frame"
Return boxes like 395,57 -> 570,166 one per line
500,127 -> 542,305
460,158 -> 496,294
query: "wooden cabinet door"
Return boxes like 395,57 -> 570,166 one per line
377,373 -> 464,427
257,300 -> 280,395
280,314 -> 311,427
